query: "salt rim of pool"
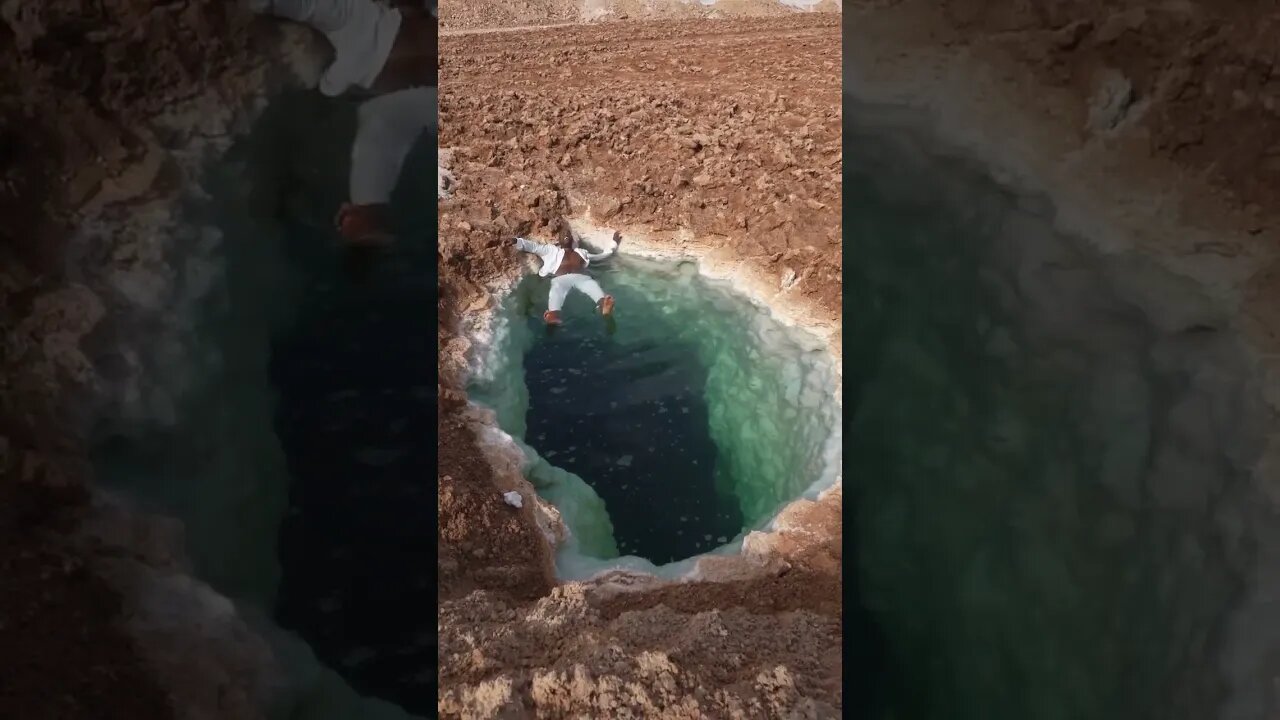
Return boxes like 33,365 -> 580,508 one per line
458,221 -> 844,583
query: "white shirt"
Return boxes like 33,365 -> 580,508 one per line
255,0 -> 403,97
514,237 -> 615,276
316,0 -> 402,97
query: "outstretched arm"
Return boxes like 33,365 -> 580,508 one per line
583,230 -> 623,262
513,237 -> 554,258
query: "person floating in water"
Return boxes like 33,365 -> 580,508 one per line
249,0 -> 436,245
513,224 -> 622,325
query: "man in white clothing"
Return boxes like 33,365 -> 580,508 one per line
250,0 -> 436,245
514,225 -> 622,325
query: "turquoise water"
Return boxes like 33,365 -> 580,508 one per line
469,255 -> 841,573
89,90 -> 433,720
844,104 -> 1247,720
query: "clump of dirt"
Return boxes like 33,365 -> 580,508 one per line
437,13 -> 844,718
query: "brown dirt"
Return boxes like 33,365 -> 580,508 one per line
927,0 -> 1280,222
844,0 -> 1280,397
437,14 -> 844,718
0,2 -> 294,718
437,409 -> 558,602
438,16 -> 843,320
437,0 -> 825,32
438,0 -> 582,30
846,0 -> 1280,239
0,534 -> 172,719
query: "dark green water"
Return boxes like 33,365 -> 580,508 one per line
470,255 -> 842,575
515,267 -> 741,564
843,105 -> 1246,720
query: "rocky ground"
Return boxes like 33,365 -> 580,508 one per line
845,0 -> 1280,341
0,2 -> 315,717
436,14 -> 845,718
868,0 -> 1280,220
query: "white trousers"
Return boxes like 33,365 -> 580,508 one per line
548,274 -> 606,312
351,86 -> 434,204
